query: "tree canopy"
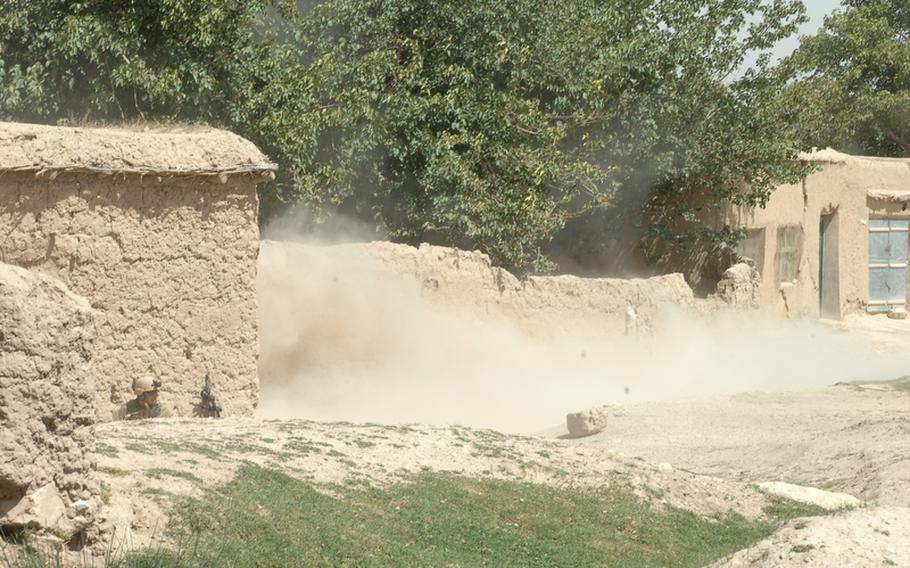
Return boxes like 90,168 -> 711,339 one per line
786,0 -> 910,156
0,0 -> 812,272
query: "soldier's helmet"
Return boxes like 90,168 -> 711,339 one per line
132,375 -> 161,396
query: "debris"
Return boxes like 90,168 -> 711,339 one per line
1,484 -> 71,536
713,262 -> 760,308
887,308 -> 908,320
566,406 -> 609,438
625,305 -> 639,336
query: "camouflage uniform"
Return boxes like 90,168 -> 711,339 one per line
114,375 -> 171,421
114,398 -> 171,420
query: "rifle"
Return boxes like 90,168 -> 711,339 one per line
199,373 -> 222,418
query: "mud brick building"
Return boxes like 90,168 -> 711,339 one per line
0,122 -> 275,419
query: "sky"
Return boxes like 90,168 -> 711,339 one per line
772,0 -> 844,60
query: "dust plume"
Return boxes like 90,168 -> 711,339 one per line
256,239 -> 910,434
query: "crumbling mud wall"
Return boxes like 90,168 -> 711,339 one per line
0,263 -> 98,541
261,240 -> 694,340
0,122 -> 274,420
258,240 -> 695,387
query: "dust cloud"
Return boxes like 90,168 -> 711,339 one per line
257,238 -> 910,435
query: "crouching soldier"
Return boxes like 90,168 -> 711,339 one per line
115,376 -> 171,420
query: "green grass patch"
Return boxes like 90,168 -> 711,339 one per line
139,487 -> 177,498
96,443 -> 119,458
282,439 -> 325,455
97,466 -> 130,478
839,375 -> 910,392
9,466 -> 835,567
763,496 -> 830,522
153,465 -> 782,567
122,443 -> 154,456
144,468 -> 202,483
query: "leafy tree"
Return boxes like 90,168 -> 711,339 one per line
0,0 -> 812,272
285,0 -> 811,271
786,0 -> 910,156
0,0 -> 283,122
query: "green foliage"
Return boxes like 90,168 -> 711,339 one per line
169,464 -> 776,567
0,0 -> 812,271
0,0 -> 283,121
1,465 -> 835,568
763,496 -> 831,522
786,0 -> 910,156
282,0 -> 812,270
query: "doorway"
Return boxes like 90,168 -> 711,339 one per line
819,213 -> 840,319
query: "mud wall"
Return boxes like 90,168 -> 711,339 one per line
0,172 -> 260,420
258,240 -> 695,386
717,153 -> 910,318
0,263 -> 98,540
261,239 -> 694,338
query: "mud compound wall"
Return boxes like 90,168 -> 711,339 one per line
0,262 -> 98,541
0,172 -> 260,420
720,153 -> 910,318
258,239 -> 695,387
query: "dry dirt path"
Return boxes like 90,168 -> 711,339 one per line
545,384 -> 910,567
547,385 -> 910,505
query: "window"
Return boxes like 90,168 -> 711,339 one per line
736,228 -> 765,278
776,225 -> 803,284
868,218 -> 909,312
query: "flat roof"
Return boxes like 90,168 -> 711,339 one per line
0,121 -> 276,177
800,148 -> 910,166
868,189 -> 910,202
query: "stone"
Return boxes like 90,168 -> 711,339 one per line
713,262 -> 760,308
566,406 -> 609,438
757,481 -> 862,510
887,308 -> 908,320
2,484 -> 71,535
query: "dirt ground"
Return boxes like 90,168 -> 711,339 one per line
549,385 -> 910,505
90,417 -> 776,559
545,382 -> 910,566
52,312 -> 910,567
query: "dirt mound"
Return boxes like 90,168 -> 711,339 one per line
0,263 -> 98,540
0,121 -> 276,175
90,417 -> 775,558
711,506 -> 910,567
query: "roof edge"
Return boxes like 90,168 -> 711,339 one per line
0,121 -> 277,177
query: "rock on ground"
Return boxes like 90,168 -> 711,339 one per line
566,406 -> 609,437
713,262 -> 761,308
0,262 -> 98,540
757,481 -> 861,510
